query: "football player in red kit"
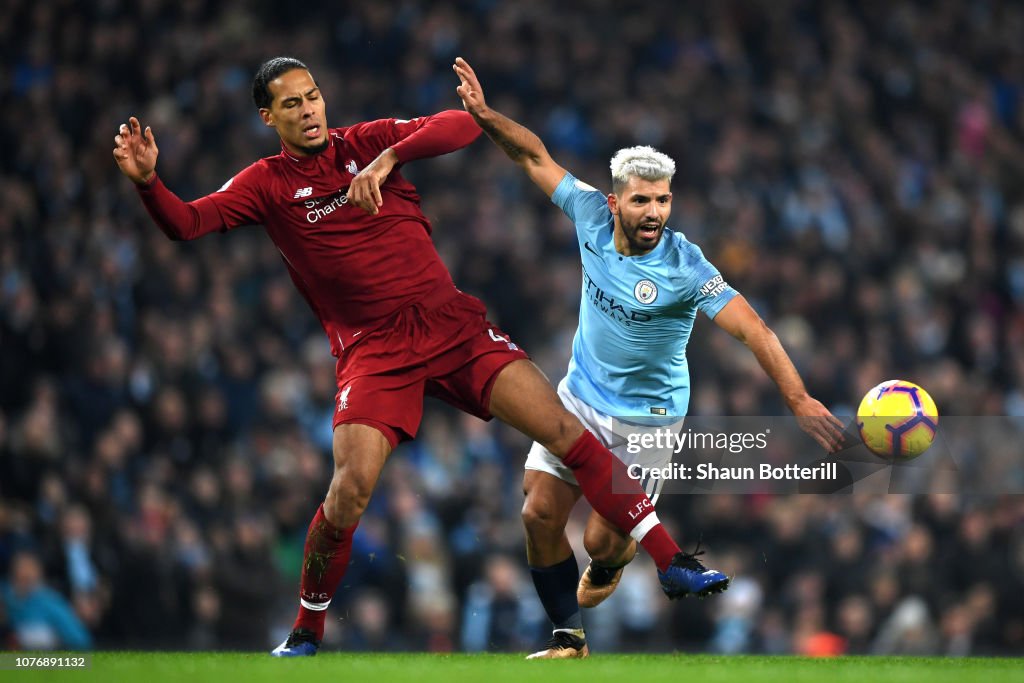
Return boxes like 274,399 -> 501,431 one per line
113,57 -> 725,656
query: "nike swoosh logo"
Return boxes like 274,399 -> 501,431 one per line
583,241 -> 601,257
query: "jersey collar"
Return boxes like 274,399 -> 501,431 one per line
618,227 -> 670,263
280,134 -> 335,167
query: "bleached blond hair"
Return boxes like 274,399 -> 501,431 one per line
609,146 -> 676,194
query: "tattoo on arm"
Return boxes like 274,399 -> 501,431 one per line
478,111 -> 539,163
495,135 -> 525,160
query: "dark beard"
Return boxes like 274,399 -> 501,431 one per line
617,210 -> 663,255
303,138 -> 330,155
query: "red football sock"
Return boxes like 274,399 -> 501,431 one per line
561,431 -> 680,571
293,504 -> 357,640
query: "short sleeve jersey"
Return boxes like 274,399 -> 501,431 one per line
551,172 -> 738,418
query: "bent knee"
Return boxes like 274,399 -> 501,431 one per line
521,498 -> 570,538
538,411 -> 585,457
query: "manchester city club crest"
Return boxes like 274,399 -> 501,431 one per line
634,279 -> 658,304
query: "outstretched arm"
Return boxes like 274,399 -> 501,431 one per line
113,116 -> 256,240
349,110 -> 482,215
453,56 -> 568,197
713,295 -> 845,452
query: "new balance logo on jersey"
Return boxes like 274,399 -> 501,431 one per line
346,160 -> 359,175
294,186 -> 313,199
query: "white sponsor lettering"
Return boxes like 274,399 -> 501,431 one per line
627,499 -> 653,520
699,274 -> 729,298
305,191 -> 350,223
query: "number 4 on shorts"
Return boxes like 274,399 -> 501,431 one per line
488,328 -> 519,351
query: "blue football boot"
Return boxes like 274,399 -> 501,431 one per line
270,628 -> 320,657
658,546 -> 730,599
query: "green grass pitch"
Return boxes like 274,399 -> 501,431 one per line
14,653 -> 1024,683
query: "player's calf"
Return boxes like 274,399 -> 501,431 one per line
577,538 -> 637,608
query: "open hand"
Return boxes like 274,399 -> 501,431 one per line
453,57 -> 488,119
112,117 -> 158,185
792,396 -> 847,453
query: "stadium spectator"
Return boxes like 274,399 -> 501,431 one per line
0,600 -> 13,650
460,554 -> 545,652
343,590 -> 407,652
1,551 -> 92,650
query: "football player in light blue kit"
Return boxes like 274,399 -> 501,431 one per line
454,57 -> 843,659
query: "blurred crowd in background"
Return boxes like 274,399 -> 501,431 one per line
2,0 -> 1024,656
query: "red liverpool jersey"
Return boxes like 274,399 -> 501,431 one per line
137,111 -> 481,356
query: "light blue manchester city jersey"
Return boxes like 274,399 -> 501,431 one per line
552,172 -> 738,418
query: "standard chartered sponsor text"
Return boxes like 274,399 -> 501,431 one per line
305,192 -> 349,223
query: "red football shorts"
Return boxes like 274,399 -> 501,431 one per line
332,289 -> 529,448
